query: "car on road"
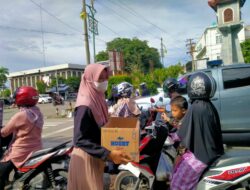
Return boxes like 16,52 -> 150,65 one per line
135,89 -> 170,111
177,63 -> 250,145
38,94 -> 52,104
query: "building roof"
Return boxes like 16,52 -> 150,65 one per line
8,63 -> 86,78
209,0 -> 246,10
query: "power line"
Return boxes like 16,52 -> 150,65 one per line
96,0 -> 150,38
98,22 -> 120,36
0,25 -> 78,36
29,0 -> 107,47
105,0 -> 160,39
30,0 -> 82,33
115,0 -> 169,35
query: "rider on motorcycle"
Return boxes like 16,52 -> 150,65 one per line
0,86 -> 44,189
110,82 -> 141,117
171,72 -> 224,190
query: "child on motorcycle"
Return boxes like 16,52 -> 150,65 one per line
0,86 -> 44,190
161,95 -> 188,130
171,72 -> 224,190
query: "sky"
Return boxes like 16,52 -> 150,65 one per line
0,0 -> 250,73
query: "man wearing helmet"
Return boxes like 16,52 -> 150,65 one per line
110,82 -> 141,117
140,82 -> 150,97
163,78 -> 180,100
0,86 -> 44,189
170,72 -> 224,190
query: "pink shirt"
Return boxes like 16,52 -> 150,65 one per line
0,106 -> 43,168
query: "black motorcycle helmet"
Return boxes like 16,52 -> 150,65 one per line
115,82 -> 133,98
163,78 -> 178,96
187,72 -> 216,100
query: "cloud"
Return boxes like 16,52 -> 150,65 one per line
0,0 -> 249,73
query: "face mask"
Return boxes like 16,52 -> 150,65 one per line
94,81 -> 108,92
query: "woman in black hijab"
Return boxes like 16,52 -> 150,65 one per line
170,72 -> 224,190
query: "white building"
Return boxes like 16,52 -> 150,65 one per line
194,24 -> 250,70
8,63 -> 85,94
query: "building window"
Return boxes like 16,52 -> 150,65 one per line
78,72 -> 82,77
62,72 -> 66,78
73,71 -> 76,77
222,67 -> 250,89
216,35 -> 222,44
27,76 -> 31,86
67,71 -> 71,78
224,8 -> 233,23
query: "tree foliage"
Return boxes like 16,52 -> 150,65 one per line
0,67 -> 9,90
36,80 -> 47,94
152,63 -> 184,85
95,51 -> 109,62
65,77 -> 81,91
96,38 -> 162,73
49,76 -> 66,88
0,89 -> 11,98
241,39 -> 250,63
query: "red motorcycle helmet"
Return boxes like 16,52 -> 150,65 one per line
13,86 -> 39,107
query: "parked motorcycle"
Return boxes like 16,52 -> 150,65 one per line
114,121 -> 250,190
114,121 -> 170,190
1,139 -> 72,190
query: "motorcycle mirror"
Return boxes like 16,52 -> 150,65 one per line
159,97 -> 163,102
150,98 -> 155,103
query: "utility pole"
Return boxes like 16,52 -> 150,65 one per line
86,2 -> 98,62
40,3 -> 46,67
160,38 -> 164,66
81,0 -> 90,65
186,39 -> 196,71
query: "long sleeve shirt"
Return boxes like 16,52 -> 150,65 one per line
73,106 -> 110,161
0,109 -> 43,168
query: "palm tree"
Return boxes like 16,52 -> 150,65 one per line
0,67 -> 9,96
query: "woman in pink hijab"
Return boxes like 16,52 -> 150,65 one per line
67,63 -> 131,190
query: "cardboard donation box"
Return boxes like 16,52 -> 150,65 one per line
101,117 -> 140,162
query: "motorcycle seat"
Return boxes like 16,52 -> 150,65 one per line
29,147 -> 53,159
210,150 -> 250,168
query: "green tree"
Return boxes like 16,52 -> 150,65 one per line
241,39 -> 250,63
50,76 -> 66,88
96,38 -> 162,73
151,63 -> 184,87
1,89 -> 11,98
36,80 -> 47,94
65,77 -> 81,91
95,51 -> 108,62
0,67 -> 9,92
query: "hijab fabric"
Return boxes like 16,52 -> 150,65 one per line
20,106 -> 44,129
178,99 -> 224,165
75,64 -> 109,126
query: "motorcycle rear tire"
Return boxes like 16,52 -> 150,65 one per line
114,171 -> 150,190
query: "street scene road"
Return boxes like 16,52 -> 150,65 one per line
1,0 -> 250,189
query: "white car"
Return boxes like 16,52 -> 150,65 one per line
38,94 -> 52,104
135,91 -> 170,111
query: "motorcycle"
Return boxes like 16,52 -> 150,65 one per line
1,139 -> 73,190
114,121 -> 250,190
114,121 -> 171,190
